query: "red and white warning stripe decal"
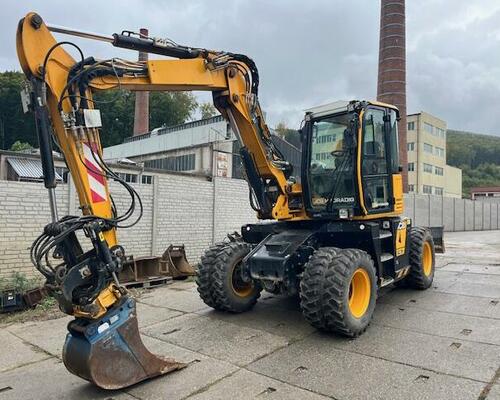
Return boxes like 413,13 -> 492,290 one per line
83,143 -> 107,203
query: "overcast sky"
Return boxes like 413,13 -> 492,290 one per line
3,0 -> 500,134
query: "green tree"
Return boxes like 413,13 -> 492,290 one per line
446,130 -> 500,197
274,121 -> 301,149
9,140 -> 33,152
199,102 -> 218,119
0,71 -> 36,149
94,90 -> 198,147
0,70 -> 199,149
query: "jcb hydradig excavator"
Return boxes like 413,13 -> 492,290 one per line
17,12 -> 435,390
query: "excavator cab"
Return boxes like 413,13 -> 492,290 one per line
302,100 -> 403,220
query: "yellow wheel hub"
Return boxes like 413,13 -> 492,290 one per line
348,268 -> 371,318
422,241 -> 433,277
231,261 -> 253,298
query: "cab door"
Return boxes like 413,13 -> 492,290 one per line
360,107 -> 400,215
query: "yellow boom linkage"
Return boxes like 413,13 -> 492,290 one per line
17,12 -> 305,389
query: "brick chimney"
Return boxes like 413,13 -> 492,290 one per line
377,0 -> 407,190
133,28 -> 149,136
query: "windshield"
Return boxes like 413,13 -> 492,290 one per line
308,112 -> 356,210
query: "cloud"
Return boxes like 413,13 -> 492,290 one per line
2,0 -> 500,134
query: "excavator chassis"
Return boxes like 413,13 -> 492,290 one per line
63,296 -> 185,390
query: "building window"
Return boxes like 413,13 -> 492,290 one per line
424,163 -> 433,173
55,167 -> 69,183
141,175 -> 153,184
407,121 -> 415,130
316,134 -> 337,144
435,187 -> 443,196
436,127 -> 445,139
435,166 -> 444,176
424,143 -> 433,154
408,184 -> 415,192
144,153 -> 196,172
423,185 -> 432,194
407,142 -> 415,151
408,162 -> 415,172
117,173 -> 138,183
424,122 -> 433,134
434,146 -> 445,158
315,152 -> 332,161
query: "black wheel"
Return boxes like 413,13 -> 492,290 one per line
300,247 -> 377,337
405,227 -> 435,289
211,241 -> 261,313
196,242 -> 228,309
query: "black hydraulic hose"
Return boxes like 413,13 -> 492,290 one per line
31,78 -> 57,189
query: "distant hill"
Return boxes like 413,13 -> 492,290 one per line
447,129 -> 500,197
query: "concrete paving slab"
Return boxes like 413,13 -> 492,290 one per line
488,384 -> 500,400
378,288 -> 500,319
188,369 -> 329,400
0,358 -> 134,400
139,287 -> 210,313
430,270 -> 464,291
441,273 -> 500,298
196,302 -> 315,341
167,280 -> 197,291
7,316 -> 71,357
126,348 -> 238,400
142,313 -> 289,366
441,263 -> 500,275
373,303 -> 500,345
130,335 -> 240,400
248,337 -> 484,400
140,334 -> 209,364
136,302 -> 183,328
316,324 -> 499,382
0,330 -> 50,372
435,255 -> 451,269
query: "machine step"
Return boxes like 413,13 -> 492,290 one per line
380,277 -> 395,287
380,253 -> 394,262
379,230 -> 392,239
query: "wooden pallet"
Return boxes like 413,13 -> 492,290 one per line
121,276 -> 173,289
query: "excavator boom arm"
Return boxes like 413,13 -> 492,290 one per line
15,12 -> 305,390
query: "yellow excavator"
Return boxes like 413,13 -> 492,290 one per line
16,12 -> 435,390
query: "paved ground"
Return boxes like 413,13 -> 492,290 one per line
0,230 -> 499,400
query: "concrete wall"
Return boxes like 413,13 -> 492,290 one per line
2,175 -> 500,279
403,193 -> 500,232
0,175 -> 256,279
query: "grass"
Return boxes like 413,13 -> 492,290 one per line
0,295 -> 63,325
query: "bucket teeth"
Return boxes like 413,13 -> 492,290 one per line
62,296 -> 185,390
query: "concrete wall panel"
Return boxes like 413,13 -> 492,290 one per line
464,200 -> 474,231
414,195 -> 430,227
474,201 -> 483,231
492,204 -> 498,230
403,194 -> 414,222
454,198 -> 465,232
443,197 -> 455,231
429,195 -> 443,227
484,203 -> 491,230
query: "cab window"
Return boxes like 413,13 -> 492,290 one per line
362,109 -> 390,211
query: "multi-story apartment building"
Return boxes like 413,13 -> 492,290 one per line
406,111 -> 462,198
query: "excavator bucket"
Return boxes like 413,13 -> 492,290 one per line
62,296 -> 185,390
163,245 -> 196,279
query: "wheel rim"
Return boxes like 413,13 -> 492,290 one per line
422,241 -> 433,276
230,260 -> 253,297
348,268 -> 371,318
